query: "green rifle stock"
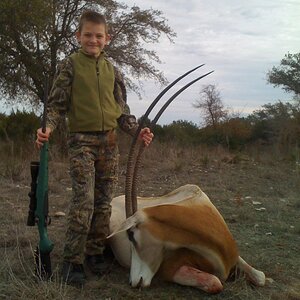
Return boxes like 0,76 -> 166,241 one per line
27,79 -> 54,279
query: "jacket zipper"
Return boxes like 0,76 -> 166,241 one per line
96,59 -> 105,130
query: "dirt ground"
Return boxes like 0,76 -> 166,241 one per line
0,140 -> 299,299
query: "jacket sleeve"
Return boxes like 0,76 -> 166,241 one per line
46,57 -> 73,132
113,67 -> 139,136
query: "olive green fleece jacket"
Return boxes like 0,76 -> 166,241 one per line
46,49 -> 138,136
69,50 -> 122,132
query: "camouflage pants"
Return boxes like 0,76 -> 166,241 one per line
63,130 -> 119,264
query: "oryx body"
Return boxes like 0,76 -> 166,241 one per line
108,184 -> 265,293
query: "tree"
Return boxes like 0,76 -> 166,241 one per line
267,52 -> 300,96
0,0 -> 175,105
247,101 -> 300,150
160,120 -> 200,145
193,84 -> 228,128
0,110 -> 40,142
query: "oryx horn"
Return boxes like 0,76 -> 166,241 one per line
125,66 -> 213,217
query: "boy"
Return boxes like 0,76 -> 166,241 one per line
36,10 -> 153,285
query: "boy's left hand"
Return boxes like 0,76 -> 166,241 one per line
138,127 -> 154,147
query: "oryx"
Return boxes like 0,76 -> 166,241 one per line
107,67 -> 266,294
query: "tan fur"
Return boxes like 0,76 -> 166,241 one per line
142,204 -> 238,280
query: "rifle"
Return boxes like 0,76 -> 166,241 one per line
27,79 -> 54,280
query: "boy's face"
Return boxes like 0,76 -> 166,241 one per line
76,21 -> 110,58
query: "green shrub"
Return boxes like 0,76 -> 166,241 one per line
0,110 -> 40,142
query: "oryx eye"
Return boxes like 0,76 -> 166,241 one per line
127,229 -> 138,248
127,229 -> 135,242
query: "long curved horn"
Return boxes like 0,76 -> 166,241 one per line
125,65 -> 205,218
130,71 -> 214,213
152,71 -> 214,125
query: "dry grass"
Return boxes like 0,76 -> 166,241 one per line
0,137 -> 299,299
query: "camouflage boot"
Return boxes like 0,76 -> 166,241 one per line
61,261 -> 86,286
85,254 -> 110,275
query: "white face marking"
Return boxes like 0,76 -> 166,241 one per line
128,224 -> 164,287
129,243 -> 155,287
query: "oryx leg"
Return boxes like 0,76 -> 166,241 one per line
173,266 -> 223,294
158,248 -> 223,294
237,256 -> 265,286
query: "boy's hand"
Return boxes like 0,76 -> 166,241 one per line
138,127 -> 154,147
36,127 -> 52,149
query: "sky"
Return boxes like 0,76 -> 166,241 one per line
120,0 -> 300,125
1,1 -> 299,125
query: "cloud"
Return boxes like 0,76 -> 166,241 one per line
123,0 -> 300,124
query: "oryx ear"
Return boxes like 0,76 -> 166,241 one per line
107,211 -> 145,239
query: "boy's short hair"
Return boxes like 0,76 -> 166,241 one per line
79,10 -> 108,32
